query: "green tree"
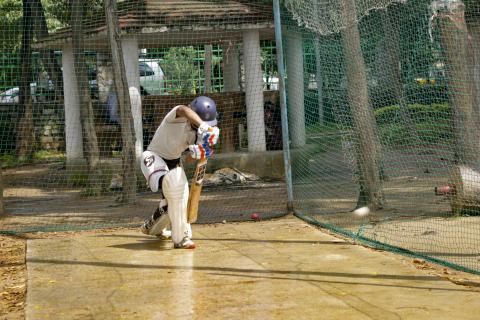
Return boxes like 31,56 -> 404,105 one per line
0,0 -> 23,91
163,47 -> 199,94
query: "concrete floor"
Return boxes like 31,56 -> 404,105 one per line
26,216 -> 479,320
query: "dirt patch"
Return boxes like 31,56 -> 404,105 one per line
0,235 -> 26,320
0,227 -> 140,320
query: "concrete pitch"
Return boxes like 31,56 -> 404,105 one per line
26,216 -> 479,319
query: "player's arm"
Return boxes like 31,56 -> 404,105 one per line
176,105 -> 203,127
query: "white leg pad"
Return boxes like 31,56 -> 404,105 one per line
162,167 -> 191,244
147,199 -> 171,236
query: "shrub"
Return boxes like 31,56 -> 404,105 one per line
375,103 -> 453,148
374,103 -> 451,126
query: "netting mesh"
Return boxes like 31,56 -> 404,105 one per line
285,0 -> 406,35
281,0 -> 480,274
0,0 -> 287,234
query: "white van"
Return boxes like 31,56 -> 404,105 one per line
138,59 -> 166,95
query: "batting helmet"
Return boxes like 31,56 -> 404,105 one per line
190,96 -> 218,126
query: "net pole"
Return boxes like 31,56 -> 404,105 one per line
273,0 -> 294,211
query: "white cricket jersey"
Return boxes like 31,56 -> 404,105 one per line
147,106 -> 197,160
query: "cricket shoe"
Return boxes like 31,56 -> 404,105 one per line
156,229 -> 171,240
174,237 -> 196,249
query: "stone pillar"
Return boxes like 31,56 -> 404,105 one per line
222,42 -> 240,92
61,44 -> 84,164
286,30 -> 306,147
242,30 -> 266,152
121,38 -> 143,158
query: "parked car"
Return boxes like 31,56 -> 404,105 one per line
0,81 -> 54,104
0,58 -> 166,104
138,59 -> 165,95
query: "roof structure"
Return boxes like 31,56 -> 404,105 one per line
34,0 -> 274,49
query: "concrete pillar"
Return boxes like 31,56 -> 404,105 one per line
222,42 -> 240,92
121,38 -> 143,158
62,44 -> 84,164
286,30 -> 306,147
242,30 -> 266,152
204,44 -> 212,93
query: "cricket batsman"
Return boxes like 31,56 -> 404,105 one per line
140,96 -> 219,249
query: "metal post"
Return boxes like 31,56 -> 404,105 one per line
273,0 -> 294,211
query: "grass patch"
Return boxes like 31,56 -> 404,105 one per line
0,150 -> 66,168
305,122 -> 341,135
68,172 -> 89,187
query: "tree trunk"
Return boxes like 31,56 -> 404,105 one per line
313,0 -> 324,124
17,0 -> 35,160
105,0 -> 137,203
31,0 -> 63,102
204,44 -> 213,93
313,38 -> 324,124
380,10 -> 422,151
96,52 -> 114,104
439,1 -> 480,166
341,0 -> 383,209
467,22 -> 480,117
71,0 -> 101,193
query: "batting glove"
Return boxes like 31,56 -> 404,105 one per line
189,144 -> 214,160
197,122 -> 220,146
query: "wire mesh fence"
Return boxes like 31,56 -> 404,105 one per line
281,0 -> 480,274
1,0 -> 480,275
0,0 -> 287,235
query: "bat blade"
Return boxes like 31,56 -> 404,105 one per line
187,158 -> 208,223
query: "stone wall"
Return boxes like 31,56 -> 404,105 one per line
34,102 -> 65,151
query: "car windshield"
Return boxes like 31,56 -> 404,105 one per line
139,62 -> 154,77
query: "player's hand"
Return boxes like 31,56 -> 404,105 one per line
197,123 -> 220,146
189,144 -> 214,160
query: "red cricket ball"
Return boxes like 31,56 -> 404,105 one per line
251,213 -> 260,221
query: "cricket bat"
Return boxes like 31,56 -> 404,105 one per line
187,158 -> 208,223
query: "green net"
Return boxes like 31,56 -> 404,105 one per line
0,0 -> 287,235
281,0 -> 480,274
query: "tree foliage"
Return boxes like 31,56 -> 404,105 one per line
163,47 -> 200,94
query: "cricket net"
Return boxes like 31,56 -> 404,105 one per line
0,0 -> 287,235
281,0 -> 480,274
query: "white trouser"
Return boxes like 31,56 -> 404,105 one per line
162,167 -> 192,244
